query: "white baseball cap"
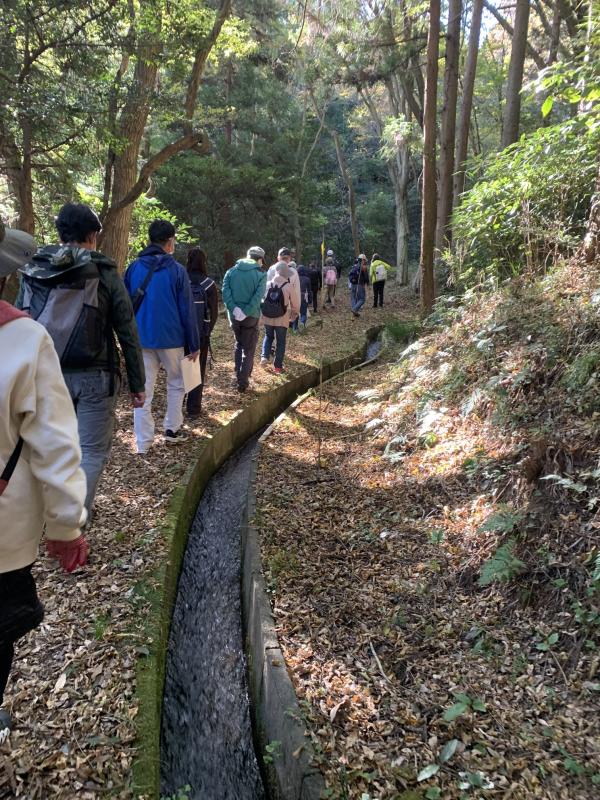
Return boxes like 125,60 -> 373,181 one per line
327,249 -> 333,256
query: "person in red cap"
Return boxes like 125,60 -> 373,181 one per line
0,223 -> 89,745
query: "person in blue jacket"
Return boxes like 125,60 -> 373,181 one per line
124,219 -> 199,453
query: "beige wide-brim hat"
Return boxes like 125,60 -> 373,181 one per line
0,223 -> 37,278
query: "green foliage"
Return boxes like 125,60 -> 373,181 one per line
161,786 -> 191,800
452,119 -> 600,287
478,506 -> 525,535
263,740 -> 282,764
478,539 -> 526,587
443,692 -> 487,722
536,631 -> 559,651
380,117 -> 422,161
561,346 -> 600,412
384,319 -> 421,343
267,547 -> 300,583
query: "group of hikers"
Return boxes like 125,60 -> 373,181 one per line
222,246 -> 392,390
0,200 -> 392,744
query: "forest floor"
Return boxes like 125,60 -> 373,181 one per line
255,258 -> 600,800
0,281 -> 415,799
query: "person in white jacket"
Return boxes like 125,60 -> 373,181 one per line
259,261 -> 300,374
267,247 -> 300,323
0,226 -> 89,745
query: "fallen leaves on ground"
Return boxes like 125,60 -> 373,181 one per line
255,261 -> 600,799
0,283 -> 413,799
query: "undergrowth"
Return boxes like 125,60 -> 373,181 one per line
386,254 -> 600,623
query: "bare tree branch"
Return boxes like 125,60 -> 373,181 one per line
19,0 -> 119,83
483,0 -> 545,69
184,0 -> 233,124
101,131 -> 208,226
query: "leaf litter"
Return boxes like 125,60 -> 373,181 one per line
0,284 -> 412,799
255,261 -> 600,799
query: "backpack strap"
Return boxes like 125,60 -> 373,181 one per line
0,437 -> 24,497
131,262 -> 160,313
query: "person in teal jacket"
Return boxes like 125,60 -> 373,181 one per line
369,253 -> 391,308
221,246 -> 267,392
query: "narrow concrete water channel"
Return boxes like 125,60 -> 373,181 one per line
160,436 -> 266,800
160,334 -> 383,800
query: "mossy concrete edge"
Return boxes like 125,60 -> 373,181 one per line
133,326 -> 381,799
243,453 -> 326,800
240,330 -> 385,800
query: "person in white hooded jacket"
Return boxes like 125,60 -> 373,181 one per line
0,224 -> 88,745
259,261 -> 300,373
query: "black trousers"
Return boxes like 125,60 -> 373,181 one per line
186,341 -> 209,415
373,280 -> 385,307
231,317 -> 259,389
311,287 -> 319,312
0,565 -> 43,705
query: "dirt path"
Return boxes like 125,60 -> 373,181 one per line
255,343 -> 600,800
0,283 -> 415,799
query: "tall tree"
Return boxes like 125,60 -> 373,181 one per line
502,0 -> 531,147
453,0 -> 483,209
436,0 -> 462,253
361,84 -> 412,285
310,91 -> 361,257
99,0 -> 232,266
0,0 -> 118,234
420,0 -> 441,314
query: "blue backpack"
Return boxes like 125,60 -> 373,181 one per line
190,275 -> 214,340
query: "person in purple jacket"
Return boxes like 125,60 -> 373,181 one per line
124,220 -> 199,453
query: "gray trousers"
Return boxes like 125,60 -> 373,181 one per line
231,316 -> 259,389
63,370 -> 120,516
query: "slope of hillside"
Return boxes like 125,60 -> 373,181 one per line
256,256 -> 600,799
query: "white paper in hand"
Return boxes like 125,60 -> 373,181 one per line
233,306 -> 247,321
181,356 -> 202,393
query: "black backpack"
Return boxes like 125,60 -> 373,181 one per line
261,280 -> 289,318
191,275 -> 214,340
349,263 -> 360,285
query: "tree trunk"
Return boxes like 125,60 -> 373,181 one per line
420,0 -> 440,315
224,60 -> 233,145
100,0 -> 232,268
184,0 -> 233,126
332,129 -> 360,256
583,157 -> 600,262
483,0 -> 544,69
293,207 -> 302,264
0,120 -> 35,234
453,0 -> 483,209
99,12 -> 162,267
436,0 -> 462,254
18,118 -> 35,233
547,2 -> 562,65
394,153 -> 410,285
360,84 -> 410,283
502,0 -> 531,148
310,90 -> 360,257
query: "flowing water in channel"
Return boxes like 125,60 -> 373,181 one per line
160,437 -> 265,800
161,337 -> 382,798
365,338 -> 383,361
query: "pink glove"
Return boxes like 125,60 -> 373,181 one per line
46,535 -> 90,573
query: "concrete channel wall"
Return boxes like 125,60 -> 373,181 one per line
134,327 -> 381,799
